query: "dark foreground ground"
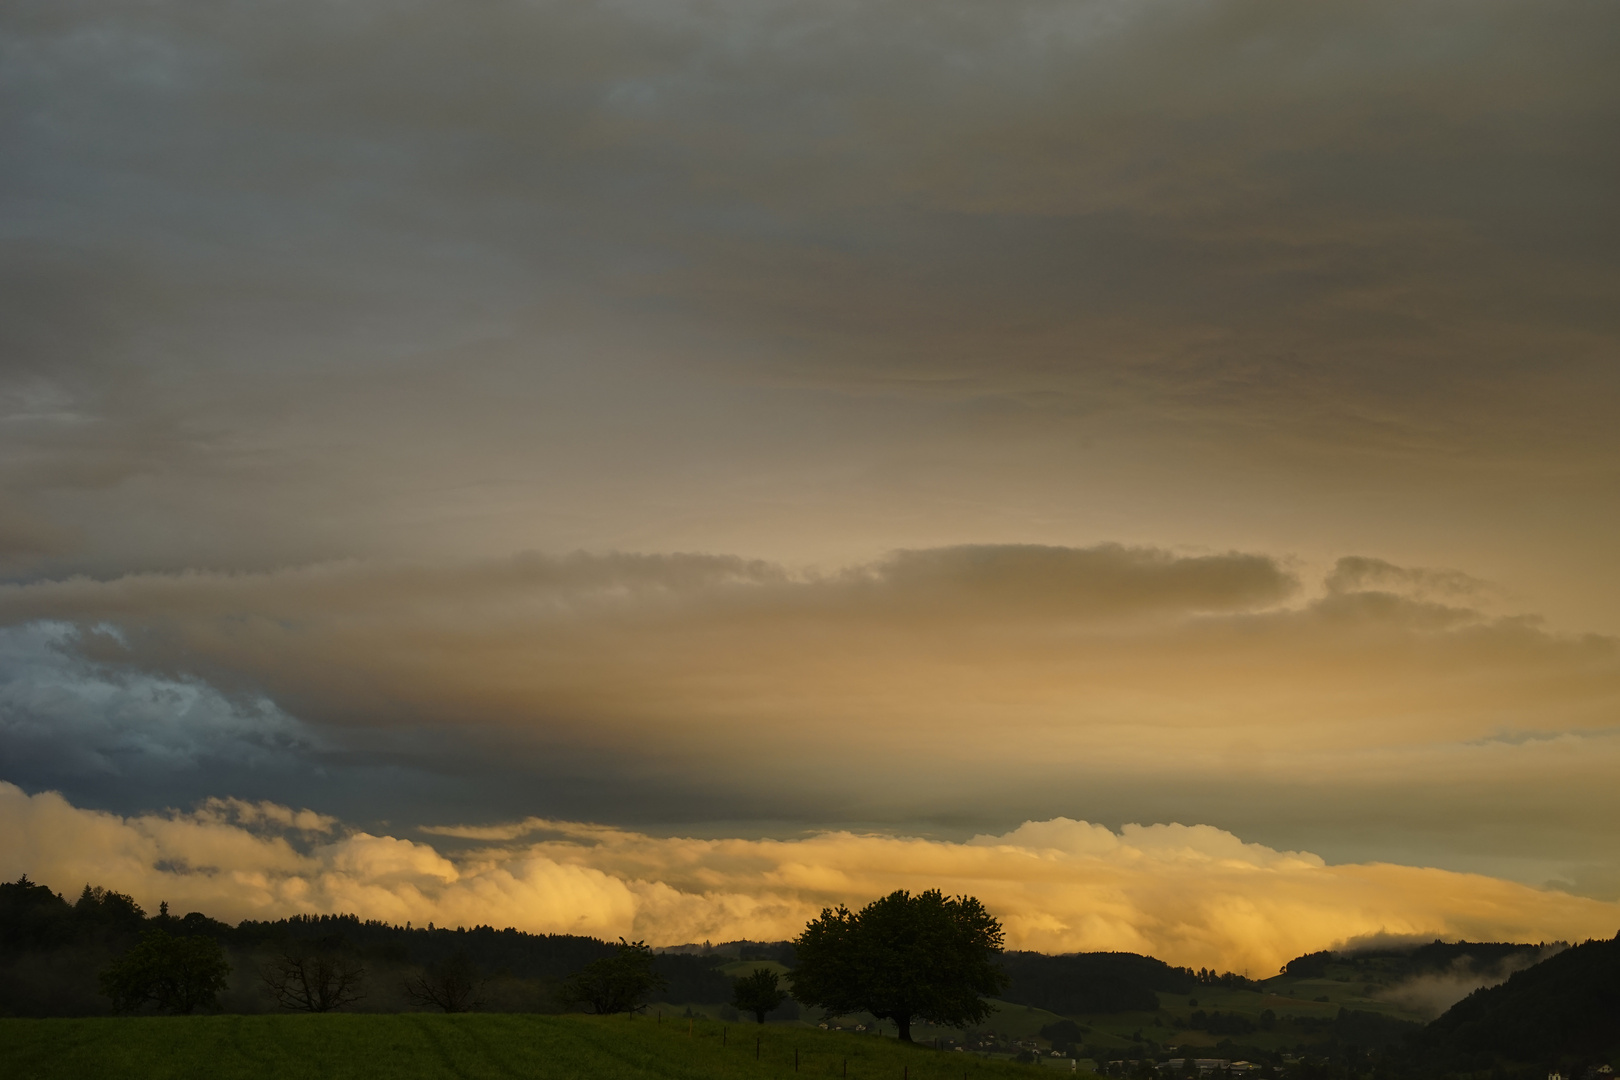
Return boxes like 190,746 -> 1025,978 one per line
1,1013 -> 1098,1080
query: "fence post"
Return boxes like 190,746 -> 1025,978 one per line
796,1048 -> 800,1072
757,1035 -> 761,1060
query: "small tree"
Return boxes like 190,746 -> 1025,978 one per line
732,967 -> 787,1023
791,889 -> 1008,1042
100,928 -> 231,1014
560,938 -> 664,1014
404,953 -> 485,1013
261,939 -> 366,1012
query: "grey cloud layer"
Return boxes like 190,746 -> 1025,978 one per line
1,1 -> 1616,620
11,0 -> 1613,417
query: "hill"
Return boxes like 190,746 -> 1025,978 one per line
1411,934 -> 1620,1077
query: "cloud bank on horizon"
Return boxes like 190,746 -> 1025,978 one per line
4,782 -> 1616,975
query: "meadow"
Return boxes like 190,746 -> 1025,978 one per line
1,1013 -> 1102,1080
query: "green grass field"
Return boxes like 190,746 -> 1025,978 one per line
1,1013 -> 1103,1080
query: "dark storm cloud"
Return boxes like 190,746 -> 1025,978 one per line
0,620 -> 320,797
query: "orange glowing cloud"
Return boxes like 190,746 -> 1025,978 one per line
3,783 -> 1615,974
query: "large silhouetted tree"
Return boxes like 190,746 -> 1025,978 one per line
790,889 -> 1007,1042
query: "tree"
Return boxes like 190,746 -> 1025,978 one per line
0,874 -> 74,954
100,928 -> 231,1014
560,938 -> 665,1014
791,889 -> 1008,1042
261,939 -> 366,1012
74,884 -> 147,942
732,967 -> 787,1023
403,953 -> 485,1013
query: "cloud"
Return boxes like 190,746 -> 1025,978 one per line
1325,557 -> 1494,604
0,545 -> 1306,746
0,546 -> 1609,762
848,544 -> 1297,619
1,545 -> 1617,888
0,620 -> 318,781
3,783 -> 1617,975
189,796 -> 337,836
0,0 -> 1615,598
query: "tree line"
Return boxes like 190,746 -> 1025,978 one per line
1,873 -> 1253,1030
429,888 -> 1011,1043
0,875 -> 728,1016
2,874 -> 1010,1039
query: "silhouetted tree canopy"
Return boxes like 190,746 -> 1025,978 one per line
790,889 -> 1007,1042
1283,950 -> 1335,978
560,938 -> 664,1014
0,875 -> 75,955
998,950 -> 1180,1013
99,927 -> 231,1014
731,967 -> 787,1023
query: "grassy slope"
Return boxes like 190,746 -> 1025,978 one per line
1,1013 -> 1105,1080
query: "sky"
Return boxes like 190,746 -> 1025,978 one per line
1,0 -> 1618,971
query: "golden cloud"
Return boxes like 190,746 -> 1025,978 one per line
3,782 -> 1615,974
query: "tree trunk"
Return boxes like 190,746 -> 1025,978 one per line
895,1015 -> 913,1042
